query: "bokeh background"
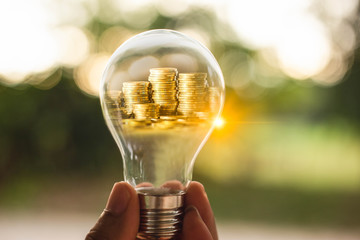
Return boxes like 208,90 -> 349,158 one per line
0,0 -> 360,239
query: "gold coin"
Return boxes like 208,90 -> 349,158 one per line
123,81 -> 150,84
152,94 -> 177,97
150,84 -> 176,88
150,67 -> 177,73
178,72 -> 207,77
149,76 -> 176,80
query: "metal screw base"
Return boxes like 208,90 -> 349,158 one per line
137,191 -> 185,240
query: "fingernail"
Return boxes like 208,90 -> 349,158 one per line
105,182 -> 131,215
185,205 -> 201,217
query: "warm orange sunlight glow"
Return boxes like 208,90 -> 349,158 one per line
214,117 -> 225,128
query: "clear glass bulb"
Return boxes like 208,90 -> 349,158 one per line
100,29 -> 224,239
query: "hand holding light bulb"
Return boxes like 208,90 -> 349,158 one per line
85,181 -> 218,240
98,29 -> 224,239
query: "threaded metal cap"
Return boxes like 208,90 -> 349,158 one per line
137,191 -> 185,240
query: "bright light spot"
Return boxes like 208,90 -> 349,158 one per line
223,0 -> 332,79
0,0 -> 58,84
53,26 -> 91,67
74,53 -> 111,96
275,15 -> 331,79
48,0 -> 97,27
0,0 -> 94,85
212,0 -> 358,82
99,27 -> 134,54
214,118 -> 225,128
225,0 -> 312,49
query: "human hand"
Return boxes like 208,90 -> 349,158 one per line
85,181 -> 218,240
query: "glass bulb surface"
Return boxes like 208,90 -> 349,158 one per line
100,29 -> 225,195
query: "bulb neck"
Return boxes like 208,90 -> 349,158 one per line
137,191 -> 185,240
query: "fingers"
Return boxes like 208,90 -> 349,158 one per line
136,182 -> 153,188
182,205 -> 213,240
185,181 -> 218,240
85,182 -> 139,240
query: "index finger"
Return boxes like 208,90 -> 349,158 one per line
185,181 -> 218,240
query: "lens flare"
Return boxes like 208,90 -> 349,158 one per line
215,117 -> 225,128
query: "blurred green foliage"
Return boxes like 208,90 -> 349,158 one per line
0,76 -> 119,178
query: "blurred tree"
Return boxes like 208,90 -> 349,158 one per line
0,73 -> 120,184
329,51 -> 360,123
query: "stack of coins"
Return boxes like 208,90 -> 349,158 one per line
177,73 -> 207,116
122,81 -> 151,115
148,68 -> 178,116
207,87 -> 220,116
133,103 -> 160,120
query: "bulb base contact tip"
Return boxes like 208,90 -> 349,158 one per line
137,192 -> 185,240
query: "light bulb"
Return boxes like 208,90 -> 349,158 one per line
100,29 -> 225,239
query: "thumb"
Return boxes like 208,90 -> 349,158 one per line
85,182 -> 139,240
181,206 -> 213,240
